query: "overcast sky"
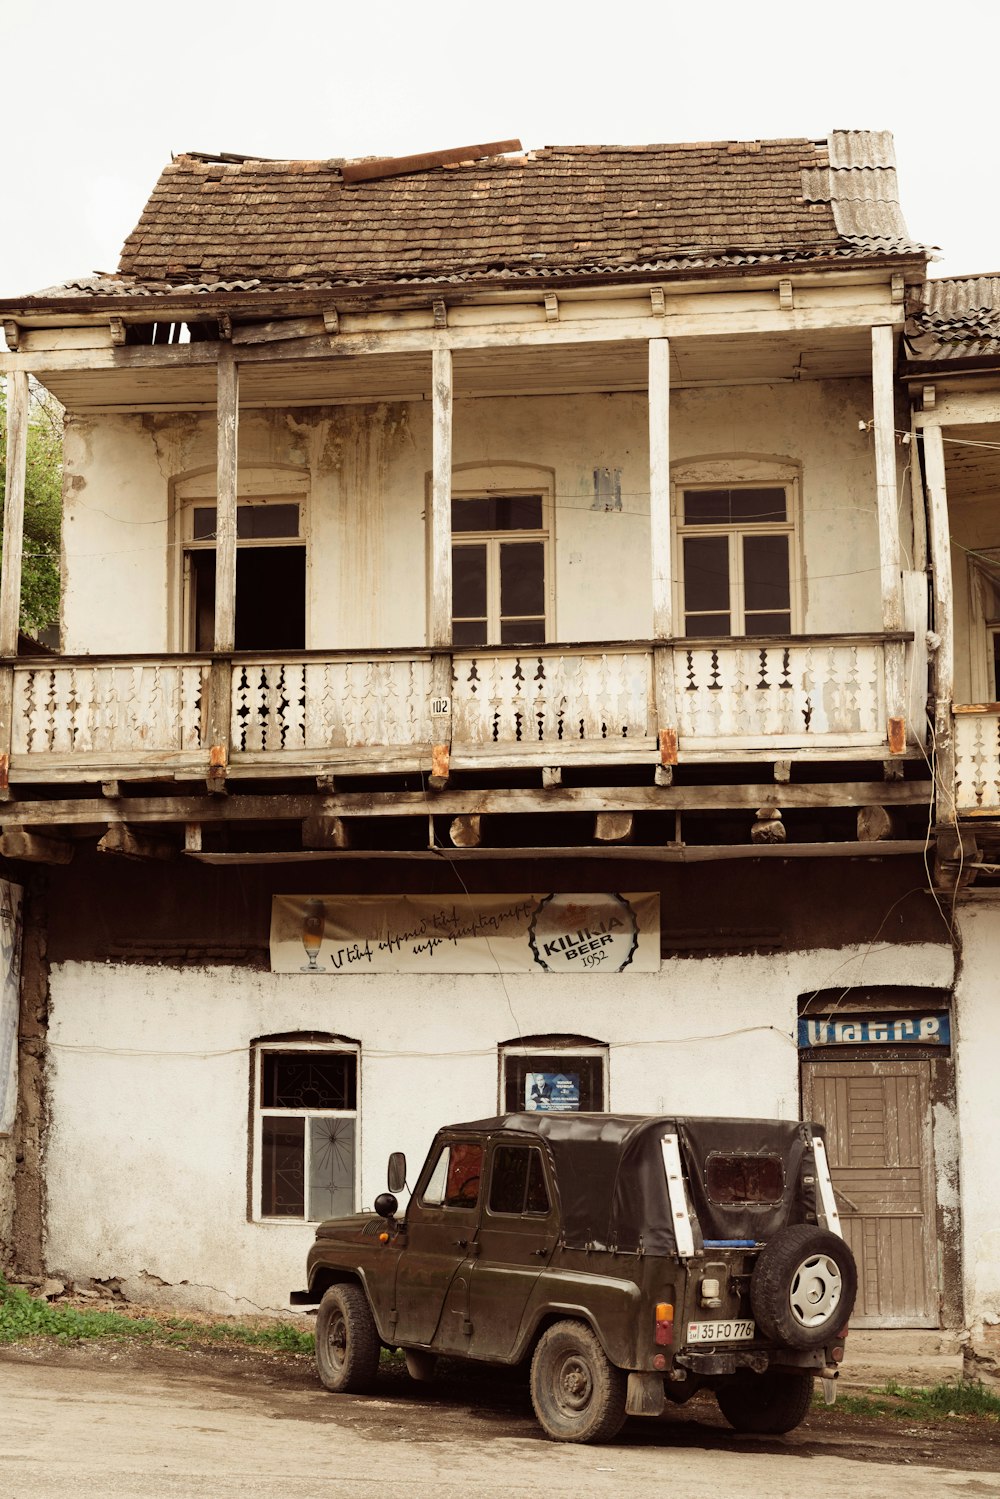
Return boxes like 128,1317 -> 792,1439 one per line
1,0 -> 995,303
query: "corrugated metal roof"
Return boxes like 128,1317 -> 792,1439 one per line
905,275 -> 1000,362
828,130 -> 896,171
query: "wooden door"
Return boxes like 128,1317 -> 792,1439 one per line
802,1059 -> 938,1328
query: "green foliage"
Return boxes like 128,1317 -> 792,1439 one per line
0,381 -> 62,638
0,1275 -> 314,1354
827,1379 -> 1000,1422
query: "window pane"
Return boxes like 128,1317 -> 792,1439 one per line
684,613 -> 730,636
445,1142 -> 483,1207
500,541 -> 545,618
684,535 -> 729,612
504,1053 -> 604,1112
422,1147 -> 450,1205
743,535 -> 790,613
745,612 -> 791,635
489,1145 -> 529,1214
525,1151 -> 550,1214
453,619 -> 488,647
683,490 -> 731,526
452,497 -> 495,532
261,1052 -> 357,1110
192,506 -> 217,540
730,488 -> 787,524
237,503 -> 300,540
453,545 -> 488,617
500,617 -> 546,645
261,1116 -> 305,1216
452,495 -> 543,532
706,1153 -> 784,1205
307,1117 -> 355,1221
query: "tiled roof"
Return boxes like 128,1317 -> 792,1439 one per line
106,131 -> 924,294
905,275 -> 1000,362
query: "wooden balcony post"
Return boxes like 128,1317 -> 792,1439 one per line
208,347 -> 238,788
872,325 -> 905,752
0,371 -> 29,794
922,423 -> 955,819
429,348 -> 454,784
649,337 -> 677,768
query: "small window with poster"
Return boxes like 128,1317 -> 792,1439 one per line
501,1043 -> 607,1114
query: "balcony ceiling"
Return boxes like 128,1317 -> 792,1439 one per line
941,421 -> 1000,503
37,325 -> 879,413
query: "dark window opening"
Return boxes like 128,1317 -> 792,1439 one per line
191,546 -> 306,651
488,1145 -> 550,1216
503,1052 -> 604,1113
705,1153 -> 785,1205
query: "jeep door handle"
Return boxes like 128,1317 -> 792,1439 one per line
532,1248 -> 549,1257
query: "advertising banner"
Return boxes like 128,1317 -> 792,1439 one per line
0,880 -> 24,1136
270,892 -> 659,975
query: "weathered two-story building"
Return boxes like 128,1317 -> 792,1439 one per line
0,132 -> 994,1367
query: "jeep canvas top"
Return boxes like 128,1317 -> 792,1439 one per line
291,1112 -> 857,1443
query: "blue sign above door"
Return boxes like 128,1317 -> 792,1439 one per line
798,1014 -> 950,1048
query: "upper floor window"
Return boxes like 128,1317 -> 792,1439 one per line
182,494 -> 306,651
673,460 -> 800,638
452,493 -> 549,646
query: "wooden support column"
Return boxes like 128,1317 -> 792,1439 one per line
872,325 -> 906,753
649,337 -> 677,768
208,348 -> 238,790
429,349 -> 454,786
0,371 -> 29,795
922,423 -> 955,820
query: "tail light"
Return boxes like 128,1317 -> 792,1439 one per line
654,1302 -> 674,1346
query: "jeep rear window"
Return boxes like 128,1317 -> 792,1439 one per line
705,1153 -> 784,1205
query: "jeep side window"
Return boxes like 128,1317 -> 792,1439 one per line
421,1142 -> 484,1208
488,1145 -> 550,1216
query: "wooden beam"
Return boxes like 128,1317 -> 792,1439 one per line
542,766 -> 562,789
857,805 -> 897,842
0,827 -> 73,863
189,839 -> 931,866
214,347 -> 239,653
872,325 -> 905,751
184,823 -> 202,852
101,780 -> 120,799
0,370 -> 29,654
0,779 -> 933,828
430,347 -> 453,648
341,139 -> 522,185
449,814 -> 481,848
97,823 -> 175,861
649,337 -> 672,638
302,814 -> 350,849
594,812 -> 634,845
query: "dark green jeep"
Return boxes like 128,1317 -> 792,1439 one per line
291,1113 -> 856,1443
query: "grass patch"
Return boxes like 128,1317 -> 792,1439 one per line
0,1276 -> 314,1355
828,1379 -> 1000,1422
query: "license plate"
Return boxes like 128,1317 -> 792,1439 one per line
686,1318 -> 756,1344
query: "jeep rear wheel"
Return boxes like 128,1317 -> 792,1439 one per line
750,1224 -> 857,1349
315,1284 -> 380,1393
716,1370 -> 814,1434
530,1321 -> 627,1444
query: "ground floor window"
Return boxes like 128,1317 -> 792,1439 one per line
500,1039 -> 608,1113
252,1044 -> 358,1221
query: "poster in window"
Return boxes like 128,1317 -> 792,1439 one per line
0,881 -> 24,1136
270,892 -> 659,975
526,1073 -> 580,1111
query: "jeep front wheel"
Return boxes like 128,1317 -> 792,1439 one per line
750,1224 -> 857,1349
315,1284 -> 380,1393
716,1370 -> 814,1434
529,1321 -> 627,1444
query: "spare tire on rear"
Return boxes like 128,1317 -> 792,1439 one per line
750,1223 -> 857,1349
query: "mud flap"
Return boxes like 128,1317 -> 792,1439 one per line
626,1371 -> 666,1417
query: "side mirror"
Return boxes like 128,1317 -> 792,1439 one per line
387,1152 -> 407,1194
374,1192 -> 398,1220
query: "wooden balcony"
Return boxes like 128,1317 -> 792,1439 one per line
4,630 -> 922,787
954,706 -> 1000,814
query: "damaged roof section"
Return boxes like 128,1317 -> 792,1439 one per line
905,275 -> 1000,362
16,131 -> 928,306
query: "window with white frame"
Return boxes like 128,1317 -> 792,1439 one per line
677,482 -> 797,637
253,1044 -> 357,1221
182,495 -> 306,651
451,493 -> 550,646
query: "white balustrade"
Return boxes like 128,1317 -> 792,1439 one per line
954,709 -> 1000,812
11,662 -> 207,757
451,649 -> 655,751
231,657 -> 434,754
673,640 -> 886,746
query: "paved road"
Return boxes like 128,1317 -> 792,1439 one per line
1,1350 -> 997,1499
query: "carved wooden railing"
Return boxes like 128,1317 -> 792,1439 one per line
4,633 -> 917,782
230,654 -> 435,765
954,707 -> 1000,813
10,659 -> 209,772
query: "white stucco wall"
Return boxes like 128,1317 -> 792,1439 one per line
43,941 -> 952,1316
60,379 -> 889,655
953,901 -> 1000,1335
